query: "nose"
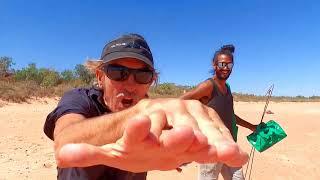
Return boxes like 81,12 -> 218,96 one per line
221,66 -> 228,70
124,74 -> 138,92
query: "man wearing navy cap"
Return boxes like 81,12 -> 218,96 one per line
44,34 -> 248,180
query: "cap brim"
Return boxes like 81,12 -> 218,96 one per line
103,52 -> 154,68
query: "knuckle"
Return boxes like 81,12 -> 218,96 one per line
175,99 -> 186,108
187,100 -> 204,110
219,127 -> 231,134
189,99 -> 201,106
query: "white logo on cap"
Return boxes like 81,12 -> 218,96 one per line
110,43 -> 126,48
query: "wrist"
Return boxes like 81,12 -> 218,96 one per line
118,99 -> 150,131
250,124 -> 257,131
135,98 -> 151,114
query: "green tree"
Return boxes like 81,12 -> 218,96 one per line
38,68 -> 61,87
74,64 -> 94,84
152,83 -> 183,96
61,69 -> 75,82
0,56 -> 15,76
15,63 -> 40,83
15,63 -> 62,87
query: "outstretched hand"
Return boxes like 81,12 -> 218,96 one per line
56,99 -> 248,172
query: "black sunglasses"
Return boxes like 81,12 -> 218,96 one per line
217,62 -> 233,69
102,64 -> 154,84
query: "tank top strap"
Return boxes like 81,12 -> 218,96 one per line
206,78 -> 219,97
226,82 -> 232,95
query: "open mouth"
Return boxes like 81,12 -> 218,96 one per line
121,98 -> 134,108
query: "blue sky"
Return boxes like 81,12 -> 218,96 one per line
1,0 -> 319,96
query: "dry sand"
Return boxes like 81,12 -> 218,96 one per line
0,99 -> 319,180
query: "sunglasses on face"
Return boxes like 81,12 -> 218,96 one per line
102,64 -> 154,84
217,62 -> 234,69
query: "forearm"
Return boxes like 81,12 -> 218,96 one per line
181,82 -> 211,101
235,114 -> 255,130
54,106 -> 138,150
180,92 -> 198,100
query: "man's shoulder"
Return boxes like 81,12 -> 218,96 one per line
44,87 -> 104,140
63,87 -> 101,97
60,87 -> 102,103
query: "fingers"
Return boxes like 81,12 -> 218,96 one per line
204,107 -> 245,162
184,100 -> 248,165
158,101 -> 204,154
166,101 -> 200,131
206,110 -> 234,142
149,110 -> 167,139
223,149 -> 249,167
120,115 -> 151,148
159,126 -> 195,154
206,107 -> 249,165
187,130 -> 209,153
185,101 -> 229,149
206,107 -> 234,141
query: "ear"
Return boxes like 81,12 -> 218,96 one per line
212,61 -> 217,71
151,72 -> 159,86
95,69 -> 105,88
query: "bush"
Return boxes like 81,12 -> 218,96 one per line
0,56 -> 15,77
149,83 -> 189,98
15,63 -> 41,83
39,68 -> 61,87
0,81 -> 39,102
14,63 -> 62,87
74,64 -> 94,84
61,70 -> 75,82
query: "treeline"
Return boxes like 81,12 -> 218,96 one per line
0,56 -> 96,102
0,56 -> 94,87
0,56 -> 319,103
0,56 -> 195,102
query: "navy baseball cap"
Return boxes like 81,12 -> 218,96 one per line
100,34 -> 154,68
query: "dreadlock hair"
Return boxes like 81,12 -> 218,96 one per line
212,44 -> 235,65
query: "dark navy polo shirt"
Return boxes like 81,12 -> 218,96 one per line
44,87 -> 147,180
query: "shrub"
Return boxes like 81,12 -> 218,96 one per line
74,64 -> 94,84
61,70 -> 75,82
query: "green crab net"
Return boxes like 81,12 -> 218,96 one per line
247,120 -> 287,152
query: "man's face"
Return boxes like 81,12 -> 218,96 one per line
96,58 -> 154,112
214,54 -> 233,80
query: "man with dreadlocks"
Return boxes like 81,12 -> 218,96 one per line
181,44 -> 258,180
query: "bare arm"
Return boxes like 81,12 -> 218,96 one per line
180,80 -> 212,100
235,114 -> 257,131
53,105 -> 138,153
56,98 -> 249,170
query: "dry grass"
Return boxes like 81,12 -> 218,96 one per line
233,93 -> 320,102
1,80 -> 319,103
0,80 -> 88,103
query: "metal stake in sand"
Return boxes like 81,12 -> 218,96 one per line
244,84 -> 274,180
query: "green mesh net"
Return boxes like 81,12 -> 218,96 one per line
247,120 -> 287,152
